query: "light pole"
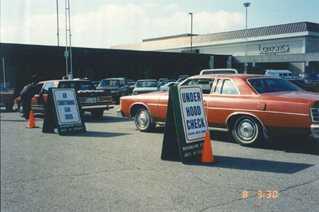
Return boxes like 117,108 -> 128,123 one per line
189,12 -> 193,53
243,2 -> 250,74
56,0 -> 60,46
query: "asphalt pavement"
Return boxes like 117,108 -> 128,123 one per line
1,108 -> 319,212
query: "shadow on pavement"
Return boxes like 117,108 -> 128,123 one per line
71,130 -> 130,138
211,131 -> 319,156
187,156 -> 314,174
83,116 -> 132,123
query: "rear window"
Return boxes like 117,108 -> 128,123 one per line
248,78 -> 301,94
136,81 -> 157,88
58,81 -> 95,90
99,79 -> 120,87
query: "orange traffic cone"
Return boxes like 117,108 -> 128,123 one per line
201,130 -> 214,163
27,110 -> 37,128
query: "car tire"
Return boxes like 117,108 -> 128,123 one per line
91,109 -> 104,118
134,108 -> 155,132
231,116 -> 263,146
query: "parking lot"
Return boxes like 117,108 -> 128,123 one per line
1,108 -> 319,211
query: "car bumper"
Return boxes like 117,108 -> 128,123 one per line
311,124 -> 319,139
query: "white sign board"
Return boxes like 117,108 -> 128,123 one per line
52,89 -> 81,125
178,86 -> 208,143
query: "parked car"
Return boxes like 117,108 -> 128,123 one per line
158,78 -> 169,87
96,78 -> 128,103
14,79 -> 113,118
175,75 -> 189,84
264,69 -> 295,79
288,79 -> 319,92
120,74 -> 319,146
0,87 -> 14,111
92,80 -> 100,88
200,68 -> 238,75
159,82 -> 177,91
132,79 -> 158,95
299,73 -> 319,85
126,80 -> 136,95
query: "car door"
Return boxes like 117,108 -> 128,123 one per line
205,78 -> 241,129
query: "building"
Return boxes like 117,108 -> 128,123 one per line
0,43 -> 228,90
112,22 -> 319,75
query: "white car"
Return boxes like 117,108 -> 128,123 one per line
159,82 -> 177,91
132,79 -> 158,95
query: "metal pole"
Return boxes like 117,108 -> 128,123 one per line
243,2 -> 250,74
56,0 -> 60,46
2,57 -> 6,89
67,0 -> 73,79
189,12 -> 193,53
64,0 -> 69,78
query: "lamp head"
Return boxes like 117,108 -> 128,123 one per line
243,2 -> 250,7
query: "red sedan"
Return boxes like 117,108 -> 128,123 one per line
120,74 -> 319,146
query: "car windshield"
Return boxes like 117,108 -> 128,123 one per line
136,80 -> 157,88
248,78 -> 302,94
59,81 -> 95,90
99,80 -> 120,87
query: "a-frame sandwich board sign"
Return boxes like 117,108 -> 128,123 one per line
42,88 -> 86,135
161,85 -> 208,164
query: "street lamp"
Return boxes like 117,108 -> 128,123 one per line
243,2 -> 250,74
189,12 -> 193,53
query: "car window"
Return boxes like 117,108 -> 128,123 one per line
79,81 -> 95,90
58,81 -> 95,90
136,81 -> 157,87
214,79 -> 223,94
99,79 -> 120,87
42,82 -> 55,91
180,78 -> 213,94
220,79 -> 239,95
248,78 -> 302,94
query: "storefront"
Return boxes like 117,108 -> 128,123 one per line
112,22 -> 319,75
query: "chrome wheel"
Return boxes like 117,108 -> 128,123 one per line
232,116 -> 263,146
134,108 -> 155,131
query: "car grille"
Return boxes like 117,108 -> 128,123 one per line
311,108 -> 319,122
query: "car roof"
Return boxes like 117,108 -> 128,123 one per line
38,79 -> 91,84
136,79 -> 157,81
187,74 -> 272,80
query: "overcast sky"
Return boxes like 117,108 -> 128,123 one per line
1,0 -> 319,49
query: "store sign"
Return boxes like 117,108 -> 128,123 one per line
259,44 -> 289,54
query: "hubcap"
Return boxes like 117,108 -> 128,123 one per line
239,122 -> 254,138
237,119 -> 256,142
137,111 -> 148,128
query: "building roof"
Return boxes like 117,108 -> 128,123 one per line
112,22 -> 319,51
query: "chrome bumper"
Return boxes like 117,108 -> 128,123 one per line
311,124 -> 319,139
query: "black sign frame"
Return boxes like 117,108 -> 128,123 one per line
43,88 -> 86,135
161,85 -> 207,164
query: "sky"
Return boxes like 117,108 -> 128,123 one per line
1,0 -> 319,49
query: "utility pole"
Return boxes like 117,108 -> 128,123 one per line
2,57 -> 6,89
64,0 -> 73,79
243,2 -> 250,74
189,12 -> 193,53
56,0 -> 60,46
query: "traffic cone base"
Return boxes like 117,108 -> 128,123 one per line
201,130 -> 214,163
26,110 -> 37,128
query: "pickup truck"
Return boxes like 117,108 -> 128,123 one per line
14,79 -> 113,117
